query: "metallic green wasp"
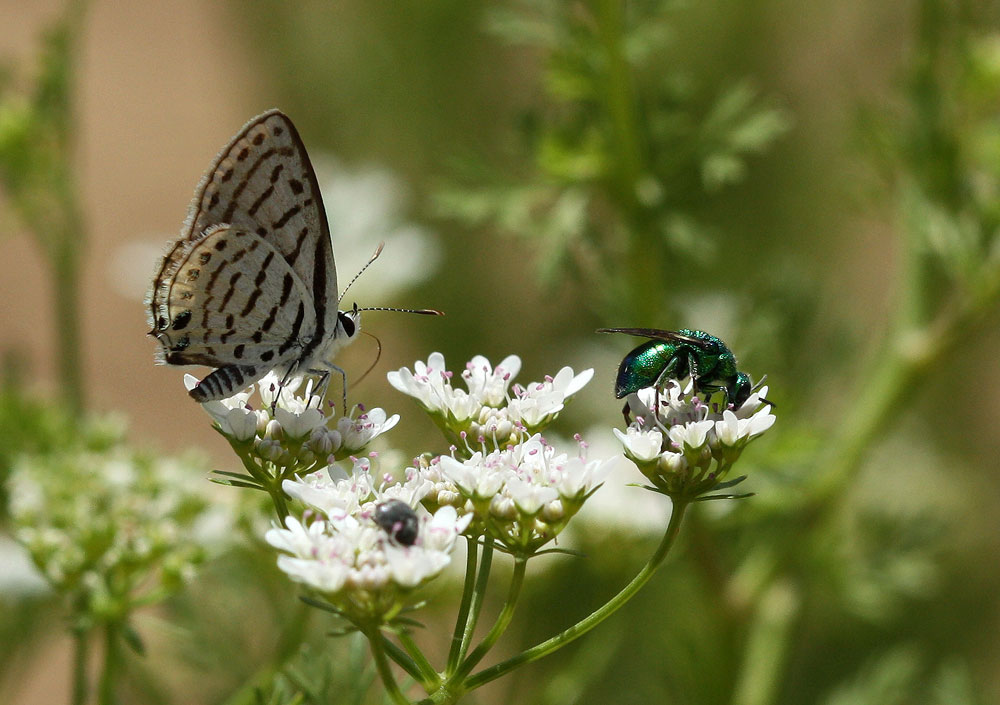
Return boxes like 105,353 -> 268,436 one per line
597,328 -> 771,416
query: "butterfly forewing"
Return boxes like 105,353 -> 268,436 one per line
148,110 -> 347,402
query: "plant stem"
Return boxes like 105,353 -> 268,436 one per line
71,624 -> 89,705
453,556 -> 527,682
267,475 -> 289,521
730,580 -> 801,705
368,628 -> 410,705
395,629 -> 440,690
446,538 -> 479,673
454,537 -> 493,671
53,231 -> 84,414
381,635 -> 423,683
97,622 -> 120,705
464,500 -> 689,690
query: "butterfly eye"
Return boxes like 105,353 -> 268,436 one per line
339,311 -> 357,337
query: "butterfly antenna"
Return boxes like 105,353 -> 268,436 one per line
338,242 -> 386,306
357,306 -> 444,316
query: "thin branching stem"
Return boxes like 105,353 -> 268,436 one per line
71,623 -> 89,705
452,556 -> 527,682
464,500 -> 689,690
446,538 -> 479,673
367,627 -> 410,705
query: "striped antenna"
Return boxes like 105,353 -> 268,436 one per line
338,242 -> 444,316
357,306 -> 443,316
338,242 -> 385,305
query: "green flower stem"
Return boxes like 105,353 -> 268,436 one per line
53,231 -> 84,414
453,537 -> 494,672
464,500 -> 689,691
452,556 -> 527,683
97,622 -> 121,705
593,0 -> 661,320
394,629 -> 440,690
381,635 -> 423,684
446,538 -> 479,673
71,623 -> 89,705
730,580 -> 801,705
266,474 -> 290,521
367,627 -> 410,705
595,0 -> 643,202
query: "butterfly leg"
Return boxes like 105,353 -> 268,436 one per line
310,369 -> 331,410
311,363 -> 348,415
272,361 -> 300,413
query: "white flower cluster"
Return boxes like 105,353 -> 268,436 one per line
266,465 -> 471,620
189,371 -> 398,470
8,447 -> 225,610
387,353 -> 592,449
404,434 -> 617,554
614,381 -> 775,498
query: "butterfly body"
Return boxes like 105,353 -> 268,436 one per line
148,110 -> 360,402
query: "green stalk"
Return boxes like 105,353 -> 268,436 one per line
381,636 -> 422,683
452,556 -> 527,682
266,474 -> 290,521
368,627 -> 410,705
52,230 -> 84,414
592,0 -> 660,319
395,629 -> 440,690
454,537 -> 493,671
97,623 -> 120,705
464,500 -> 689,690
730,581 -> 801,705
71,624 -> 89,705
446,538 -> 479,673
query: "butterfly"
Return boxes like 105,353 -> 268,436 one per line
147,109 -> 439,403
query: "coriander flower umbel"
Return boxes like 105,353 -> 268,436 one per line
267,463 -> 471,622
423,433 -> 617,555
614,380 -> 775,499
387,353 -> 593,452
8,447 -> 225,619
186,372 -> 398,493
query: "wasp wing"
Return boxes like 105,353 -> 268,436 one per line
596,328 -> 708,349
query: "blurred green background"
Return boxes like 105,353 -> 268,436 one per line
2,1 -> 999,703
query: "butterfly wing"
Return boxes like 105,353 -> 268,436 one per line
151,225 -> 318,368
149,111 -> 346,401
149,110 -> 339,335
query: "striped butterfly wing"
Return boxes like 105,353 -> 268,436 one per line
148,110 -> 340,401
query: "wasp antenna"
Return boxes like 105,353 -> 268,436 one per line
338,241 -> 386,305
357,306 -> 444,316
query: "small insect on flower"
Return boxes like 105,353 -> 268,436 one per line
374,500 -> 420,546
598,328 -> 772,419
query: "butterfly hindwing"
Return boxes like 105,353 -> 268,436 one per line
152,225 -> 318,370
